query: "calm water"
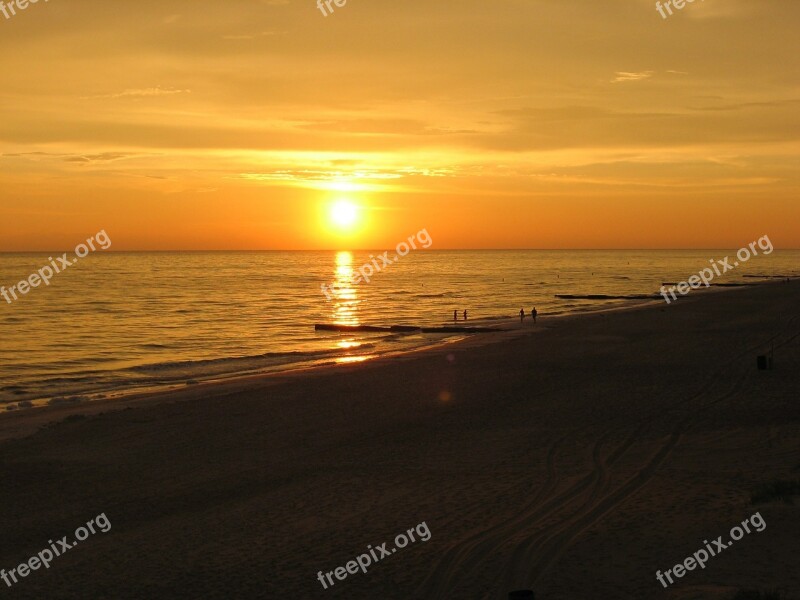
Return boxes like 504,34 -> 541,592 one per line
1,250 -> 798,405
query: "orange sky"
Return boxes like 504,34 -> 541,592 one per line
0,0 -> 798,250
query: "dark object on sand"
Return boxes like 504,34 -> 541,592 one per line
509,591 -> 535,600
757,343 -> 775,370
757,355 -> 773,370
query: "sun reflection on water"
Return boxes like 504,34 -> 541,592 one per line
331,251 -> 360,326
335,355 -> 377,364
325,251 -> 376,364
336,339 -> 362,349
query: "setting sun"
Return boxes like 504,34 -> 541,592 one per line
329,201 -> 359,230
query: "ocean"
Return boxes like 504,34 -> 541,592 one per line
1,249 -> 798,406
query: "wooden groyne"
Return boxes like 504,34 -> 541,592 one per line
555,294 -> 660,300
314,324 -> 506,334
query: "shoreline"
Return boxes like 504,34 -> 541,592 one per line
0,280 -> 782,440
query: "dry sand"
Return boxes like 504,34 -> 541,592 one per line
1,282 -> 798,599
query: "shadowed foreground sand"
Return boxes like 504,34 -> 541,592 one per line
1,282 -> 799,599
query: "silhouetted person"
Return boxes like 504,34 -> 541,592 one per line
463,309 -> 468,321
454,310 -> 458,322
519,308 -> 525,323
531,307 -> 538,324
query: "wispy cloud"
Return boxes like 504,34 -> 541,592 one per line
612,71 -> 655,83
238,167 -> 455,191
82,87 -> 191,100
222,31 -> 286,40
63,152 -> 141,163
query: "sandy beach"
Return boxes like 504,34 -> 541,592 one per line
1,282 -> 798,599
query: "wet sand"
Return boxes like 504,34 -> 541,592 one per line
1,282 -> 798,599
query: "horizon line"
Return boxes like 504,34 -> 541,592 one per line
1,248 -> 798,253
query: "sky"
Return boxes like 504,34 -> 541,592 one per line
0,0 -> 798,250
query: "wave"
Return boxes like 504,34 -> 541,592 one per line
129,347 -> 376,373
414,292 -> 459,299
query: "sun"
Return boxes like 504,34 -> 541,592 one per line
329,200 -> 359,230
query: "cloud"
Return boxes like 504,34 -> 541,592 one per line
222,31 -> 286,40
297,118 -> 477,136
611,71 -> 655,83
238,166 -> 455,191
2,151 -> 60,158
82,88 -> 191,100
690,99 -> 800,112
2,151 -> 150,165
62,152 -> 141,163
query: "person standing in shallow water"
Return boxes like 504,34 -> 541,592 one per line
463,309 -> 468,321
519,308 -> 525,323
454,310 -> 458,322
531,307 -> 538,324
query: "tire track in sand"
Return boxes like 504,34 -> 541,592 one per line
420,315 -> 799,597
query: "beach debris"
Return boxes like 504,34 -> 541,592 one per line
757,342 -> 775,370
